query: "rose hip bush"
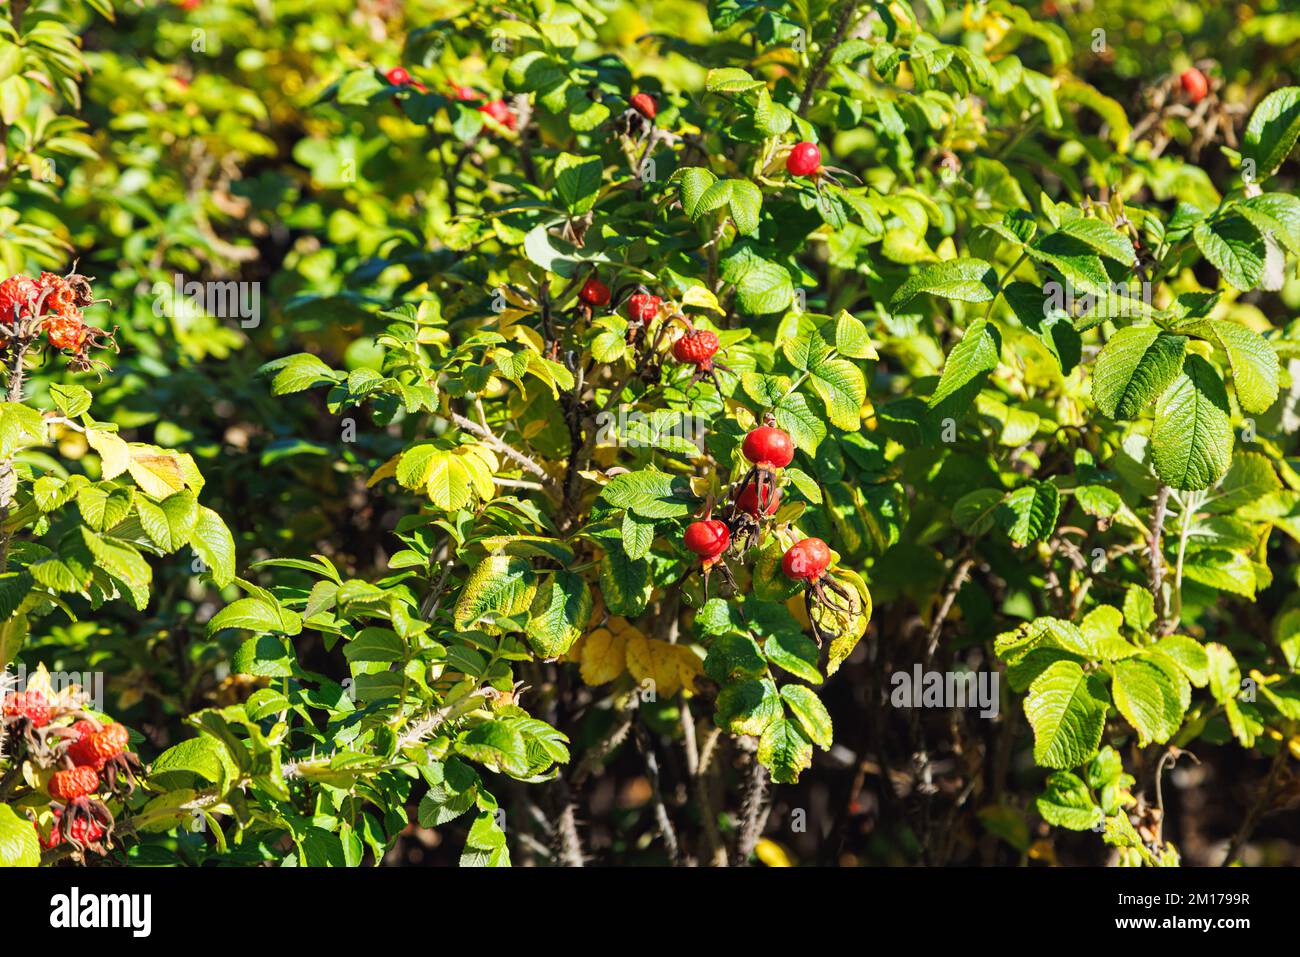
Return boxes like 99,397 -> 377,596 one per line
1,0 -> 1299,868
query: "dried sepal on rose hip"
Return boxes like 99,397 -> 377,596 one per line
40,804 -> 108,855
781,536 -> 860,646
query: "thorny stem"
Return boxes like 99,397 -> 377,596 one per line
734,756 -> 769,866
0,342 -> 31,573
1149,484 -> 1171,630
795,1 -> 860,119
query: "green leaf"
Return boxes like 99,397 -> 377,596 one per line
454,556 -> 538,634
779,685 -> 832,748
673,167 -> 718,218
526,570 -> 591,658
49,383 -> 91,418
81,529 -> 152,611
705,67 -> 765,93
232,634 -> 297,677
598,546 -> 651,617
261,353 -> 341,396
1194,217 -> 1266,291
1152,636 -> 1210,688
1176,318 -> 1278,415
1024,660 -> 1109,770
1206,642 -> 1241,705
343,627 -> 406,663
137,490 -> 198,553
1111,658 -> 1184,745
763,629 -> 822,684
599,469 -> 698,519
1091,325 -> 1187,419
719,244 -> 793,315
757,718 -> 813,784
928,319 -> 1001,411
1056,218 -> 1136,264
76,484 -> 133,531
952,488 -> 1005,536
1027,232 -> 1110,296
1244,86 -> 1300,180
553,152 -> 603,215
0,803 -> 41,867
1150,354 -> 1233,491
999,481 -> 1059,546
715,678 -> 781,736
190,506 -> 236,587
1036,771 -> 1104,830
890,258 -> 997,308
209,595 -> 303,636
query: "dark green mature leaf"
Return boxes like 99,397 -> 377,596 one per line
928,319 -> 1001,410
1194,216 -> 1266,290
890,258 -> 997,308
1244,86 -> 1300,180
1091,326 -> 1186,420
1151,354 -> 1233,491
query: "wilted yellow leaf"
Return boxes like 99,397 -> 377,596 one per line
680,285 -> 724,314
368,453 -> 401,487
87,428 -> 130,480
755,838 -> 794,867
128,447 -> 187,498
580,627 -> 627,686
624,635 -> 702,698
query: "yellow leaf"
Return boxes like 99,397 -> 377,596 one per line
87,428 -> 130,480
680,285 -> 724,314
755,838 -> 794,867
368,453 -> 401,487
127,446 -> 187,498
624,635 -> 700,698
580,627 -> 628,685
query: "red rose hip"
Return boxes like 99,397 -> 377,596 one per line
2,689 -> 50,727
684,519 -> 730,560
1179,68 -> 1208,103
479,99 -> 517,129
673,329 -> 719,367
630,92 -> 657,120
782,537 -> 831,581
385,66 -> 412,86
787,141 -> 821,177
580,278 -> 611,307
743,425 -> 794,468
737,482 -> 780,517
627,293 -> 661,324
48,766 -> 99,802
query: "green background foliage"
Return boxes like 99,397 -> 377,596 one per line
1,0 -> 1299,867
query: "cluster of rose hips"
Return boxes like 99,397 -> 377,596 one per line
681,417 -> 859,645
576,274 -> 734,393
384,66 -> 519,130
0,268 -> 115,373
2,686 -> 141,857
